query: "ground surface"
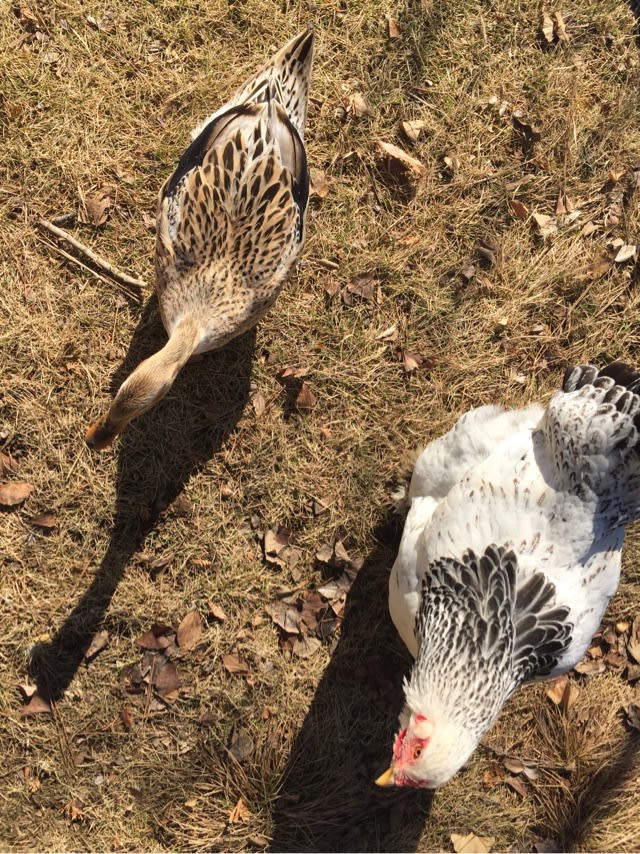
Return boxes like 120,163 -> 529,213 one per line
2,0 -> 640,851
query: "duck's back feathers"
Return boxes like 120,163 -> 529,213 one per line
156,98 -> 308,347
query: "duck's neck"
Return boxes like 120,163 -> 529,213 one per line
86,318 -> 201,448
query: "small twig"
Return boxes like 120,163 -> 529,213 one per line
36,218 -> 146,303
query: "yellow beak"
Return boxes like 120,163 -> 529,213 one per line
375,765 -> 395,787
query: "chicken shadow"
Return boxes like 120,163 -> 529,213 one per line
29,295 -> 255,701
269,511 -> 433,853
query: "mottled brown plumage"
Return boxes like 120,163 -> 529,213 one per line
86,29 -> 314,449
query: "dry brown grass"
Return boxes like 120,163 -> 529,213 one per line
2,0 -> 640,850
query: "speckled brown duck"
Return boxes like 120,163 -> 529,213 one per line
86,28 -> 314,449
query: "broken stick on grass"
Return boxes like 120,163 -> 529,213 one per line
36,218 -> 146,303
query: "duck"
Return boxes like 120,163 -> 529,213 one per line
86,28 -> 314,449
376,361 -> 640,789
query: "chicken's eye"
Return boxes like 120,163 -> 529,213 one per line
413,745 -> 422,760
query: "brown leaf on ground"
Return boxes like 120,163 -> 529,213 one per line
347,92 -> 372,118
135,624 -> 176,651
386,15 -> 401,37
0,451 -> 19,476
400,119 -> 426,143
177,609 -> 203,650
451,832 -> 495,853
482,761 -> 505,789
208,601 -> 227,622
509,199 -> 529,220
541,11 -> 554,43
546,674 -> 579,712
120,705 -> 134,731
292,634 -> 322,658
574,658 -> 606,676
228,797 -> 250,823
627,616 -> 640,663
624,703 -> 640,731
310,168 -> 331,199
21,690 -> 52,716
0,481 -> 32,506
377,141 -> 427,180
222,652 -> 250,675
503,757 -> 525,774
154,659 -> 181,697
84,186 -> 113,226
402,350 -> 425,373
29,510 -> 57,529
263,527 -> 301,569
346,272 -> 379,304
323,278 -> 341,299
265,601 -> 301,634
83,629 -> 109,661
295,381 -> 317,410
504,775 -> 529,798
554,12 -> 569,43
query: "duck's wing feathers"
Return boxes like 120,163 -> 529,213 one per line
409,545 -> 573,724
542,362 -> 640,527
157,98 -> 308,291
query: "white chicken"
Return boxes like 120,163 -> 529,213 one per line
377,362 -> 640,789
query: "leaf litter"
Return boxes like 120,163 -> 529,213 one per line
266,540 -> 363,657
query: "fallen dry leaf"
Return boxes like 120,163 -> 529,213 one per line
0,452 -> 19,476
624,703 -> 640,731
295,382 -> 317,410
377,141 -> 427,179
0,481 -> 32,506
222,652 -> 250,675
21,690 -> 52,716
323,278 -> 341,299
228,797 -> 250,823
554,11 -> 569,43
263,527 -> 301,569
386,15 -> 401,37
546,674 -> 579,712
250,388 -> 267,418
266,601 -> 301,634
614,244 -> 637,264
504,775 -> 529,798
346,273 -> 378,304
135,624 -> 175,651
154,659 -> 181,697
347,91 -> 371,118
291,634 -> 322,658
121,705 -> 134,731
451,832 -> 495,853
177,609 -> 203,651
310,167 -> 331,199
509,199 -> 529,220
84,186 -> 113,226
627,616 -> 640,663
29,510 -> 57,529
83,629 -> 109,661
402,350 -> 425,373
541,11 -> 554,43
532,212 -> 558,239
400,119 -> 426,143
208,601 -> 227,622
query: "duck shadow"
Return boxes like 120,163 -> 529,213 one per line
29,296 -> 255,701
269,511 -> 433,853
